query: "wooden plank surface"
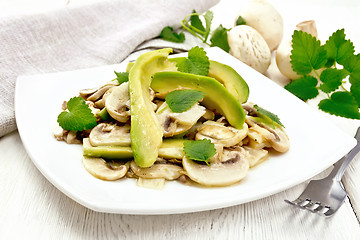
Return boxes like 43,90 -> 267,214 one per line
1,132 -> 360,239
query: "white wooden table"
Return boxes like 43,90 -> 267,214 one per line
1,0 -> 360,239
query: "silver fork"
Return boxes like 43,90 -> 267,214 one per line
285,127 -> 360,217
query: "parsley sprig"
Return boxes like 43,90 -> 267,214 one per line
158,10 -> 231,53
285,29 -> 360,119
254,105 -> 284,128
176,46 -> 210,76
57,97 -> 98,131
158,26 -> 185,43
165,89 -> 205,113
183,139 -> 217,165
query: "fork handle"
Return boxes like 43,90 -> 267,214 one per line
328,127 -> 360,181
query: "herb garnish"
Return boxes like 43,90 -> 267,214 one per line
57,97 -> 98,131
158,26 -> 185,43
254,105 -> 284,128
235,16 -> 246,26
285,29 -> 360,119
176,46 -> 210,76
158,10 -> 232,52
209,24 -> 230,53
183,139 -> 216,165
114,71 -> 129,84
165,89 -> 205,113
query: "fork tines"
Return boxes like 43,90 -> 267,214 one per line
285,198 -> 333,216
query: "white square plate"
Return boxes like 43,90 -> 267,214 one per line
15,48 -> 356,214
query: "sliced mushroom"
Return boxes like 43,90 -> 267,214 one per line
195,121 -> 248,147
105,82 -> 131,122
66,131 -> 82,144
86,101 -> 101,116
89,123 -> 131,146
246,128 -> 271,150
242,103 -> 289,152
156,102 -> 206,137
82,157 -> 129,181
182,147 -> 249,187
53,123 -> 68,141
202,109 -> 215,120
243,146 -> 268,167
246,117 -> 289,152
79,80 -> 119,102
130,160 -> 183,180
93,86 -> 117,109
136,177 -> 166,190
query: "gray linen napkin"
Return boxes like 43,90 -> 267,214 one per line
0,0 -> 219,137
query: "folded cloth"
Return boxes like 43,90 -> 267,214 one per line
0,0 -> 219,137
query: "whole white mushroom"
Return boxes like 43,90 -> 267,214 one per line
276,20 -> 318,80
228,25 -> 271,74
236,0 -> 283,52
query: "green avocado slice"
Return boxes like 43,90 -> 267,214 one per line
151,71 -> 246,129
208,60 -> 249,103
128,48 -> 177,168
169,58 -> 249,103
83,138 -> 187,160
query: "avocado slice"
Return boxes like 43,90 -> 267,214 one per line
151,71 -> 246,129
128,48 -> 177,168
83,138 -> 187,160
208,60 -> 249,103
169,57 -> 249,103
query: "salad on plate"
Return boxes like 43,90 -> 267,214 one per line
53,46 -> 289,189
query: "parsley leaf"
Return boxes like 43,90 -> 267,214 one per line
57,97 -> 98,131
114,71 -> 129,84
190,10 -> 205,35
158,26 -> 185,43
176,46 -> 210,76
254,105 -> 284,128
284,75 -> 319,101
323,29 -> 355,66
288,29 -> 360,119
210,24 -> 231,52
203,11 -> 214,42
183,139 -> 217,165
318,92 -> 360,119
291,30 -> 327,75
351,82 -> 360,107
165,89 -> 205,113
343,54 -> 360,84
235,16 -> 246,26
319,68 -> 348,93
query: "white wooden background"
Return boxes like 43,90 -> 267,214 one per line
1,0 -> 360,239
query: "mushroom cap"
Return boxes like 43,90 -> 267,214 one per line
82,157 -> 128,181
89,123 -> 131,147
182,147 -> 249,187
130,160 -> 183,180
195,120 -> 248,147
228,25 -> 271,74
156,102 -> 206,137
105,82 -> 131,123
237,0 -> 283,51
80,80 -> 118,102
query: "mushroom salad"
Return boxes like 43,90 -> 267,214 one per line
54,47 -> 289,189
